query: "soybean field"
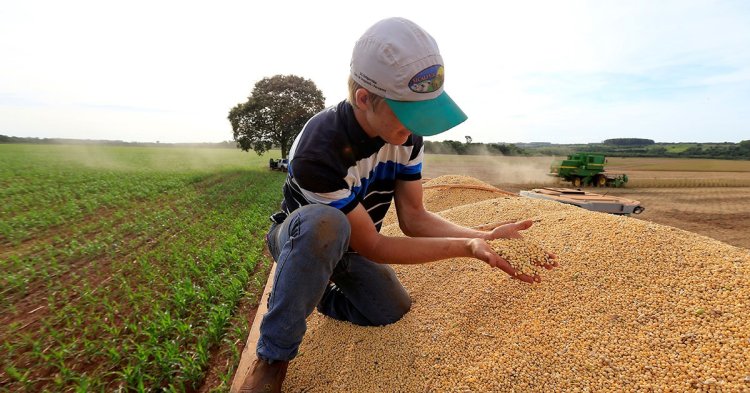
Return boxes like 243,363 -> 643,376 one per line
0,144 -> 285,392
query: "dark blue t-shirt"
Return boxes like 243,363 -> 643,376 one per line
281,100 -> 423,231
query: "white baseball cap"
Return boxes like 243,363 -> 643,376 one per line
350,17 -> 468,136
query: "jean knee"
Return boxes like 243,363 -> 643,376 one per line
297,205 -> 351,258
309,205 -> 349,236
374,293 -> 412,326
394,293 -> 412,319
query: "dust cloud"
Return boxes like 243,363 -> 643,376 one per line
57,145 -> 135,170
44,145 -> 246,173
424,147 -> 562,187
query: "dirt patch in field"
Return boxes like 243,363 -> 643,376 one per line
601,187 -> 750,250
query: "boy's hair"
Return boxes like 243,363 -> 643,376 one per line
347,75 -> 385,110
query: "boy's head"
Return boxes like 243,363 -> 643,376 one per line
350,17 -> 467,137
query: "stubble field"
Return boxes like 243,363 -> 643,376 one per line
423,154 -> 750,249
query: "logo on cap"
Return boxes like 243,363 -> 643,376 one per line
408,65 -> 444,93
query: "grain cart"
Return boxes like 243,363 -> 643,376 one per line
549,153 -> 628,187
520,187 -> 645,215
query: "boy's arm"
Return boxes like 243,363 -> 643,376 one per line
393,179 -> 523,239
346,201 -> 537,283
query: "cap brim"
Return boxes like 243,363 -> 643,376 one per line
385,91 -> 467,137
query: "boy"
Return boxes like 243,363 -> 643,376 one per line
240,17 -> 555,392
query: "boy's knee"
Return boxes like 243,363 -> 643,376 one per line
299,204 -> 350,231
373,294 -> 412,326
391,295 -> 413,322
296,205 -> 350,257
308,205 -> 349,236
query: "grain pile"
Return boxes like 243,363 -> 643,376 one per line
421,176 -> 517,213
381,176 -> 514,227
285,175 -> 750,392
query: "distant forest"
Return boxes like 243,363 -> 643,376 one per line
3,134 -> 749,160
0,135 -> 236,149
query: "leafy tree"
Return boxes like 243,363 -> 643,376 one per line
465,135 -> 472,144
602,138 -> 655,146
229,75 -> 325,158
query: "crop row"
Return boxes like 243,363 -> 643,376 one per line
1,145 -> 285,392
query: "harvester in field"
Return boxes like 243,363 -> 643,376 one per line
549,153 -> 628,187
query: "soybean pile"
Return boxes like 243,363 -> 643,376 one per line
284,175 -> 750,392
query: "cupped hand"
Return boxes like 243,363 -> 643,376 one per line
487,220 -> 559,271
468,238 -> 539,283
488,220 -> 533,240
538,252 -> 559,270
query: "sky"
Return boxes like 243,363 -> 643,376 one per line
1,0 -> 749,144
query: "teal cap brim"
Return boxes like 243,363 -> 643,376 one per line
385,91 -> 468,137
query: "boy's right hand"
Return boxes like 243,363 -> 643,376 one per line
467,238 -> 539,283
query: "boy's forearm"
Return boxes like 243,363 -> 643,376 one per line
361,235 -> 475,265
402,210 -> 489,239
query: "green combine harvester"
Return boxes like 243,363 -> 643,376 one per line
549,153 -> 628,187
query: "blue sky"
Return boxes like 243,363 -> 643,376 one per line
1,0 -> 748,144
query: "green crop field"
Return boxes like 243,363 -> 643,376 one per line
0,144 -> 285,392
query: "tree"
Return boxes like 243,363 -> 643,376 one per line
465,135 -> 472,144
602,138 -> 655,146
229,75 -> 325,158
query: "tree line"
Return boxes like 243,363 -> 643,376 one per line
425,139 -> 750,159
0,135 -> 236,148
424,140 -> 526,155
528,141 -> 750,159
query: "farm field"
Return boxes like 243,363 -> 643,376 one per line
423,154 -> 750,249
4,147 -> 748,392
0,144 -> 284,392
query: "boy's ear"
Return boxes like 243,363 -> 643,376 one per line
354,88 -> 369,110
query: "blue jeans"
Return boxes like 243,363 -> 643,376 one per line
256,204 -> 412,362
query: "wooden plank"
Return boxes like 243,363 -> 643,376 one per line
230,262 -> 277,393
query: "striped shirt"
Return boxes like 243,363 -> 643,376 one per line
281,100 -> 423,231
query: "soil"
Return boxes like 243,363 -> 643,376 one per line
601,187 -> 750,249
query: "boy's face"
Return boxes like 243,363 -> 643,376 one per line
357,91 -> 412,145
